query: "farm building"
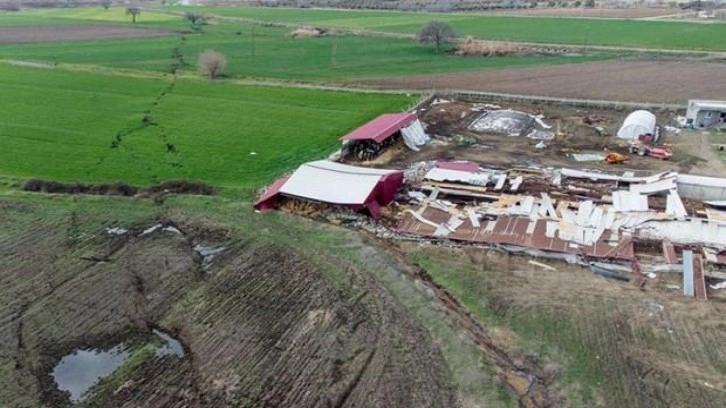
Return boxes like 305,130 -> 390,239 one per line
686,100 -> 726,129
340,112 -> 429,161
253,160 -> 403,219
617,110 -> 656,140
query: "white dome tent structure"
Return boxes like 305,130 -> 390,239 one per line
617,110 -> 656,140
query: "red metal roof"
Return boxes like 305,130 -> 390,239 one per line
253,176 -> 289,211
340,112 -> 416,144
396,207 -> 635,261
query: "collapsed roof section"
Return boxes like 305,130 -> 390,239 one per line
254,160 -> 403,220
399,162 -> 726,267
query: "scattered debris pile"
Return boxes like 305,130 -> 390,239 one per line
394,163 -> 726,299
468,109 -> 554,141
254,97 -> 726,301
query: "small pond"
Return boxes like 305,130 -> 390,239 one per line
52,329 -> 185,403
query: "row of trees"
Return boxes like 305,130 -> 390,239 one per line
189,20 -> 463,79
101,4 -> 207,28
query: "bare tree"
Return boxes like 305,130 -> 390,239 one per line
197,50 -> 226,79
126,6 -> 140,24
184,12 -> 206,26
417,20 -> 457,53
101,0 -> 112,10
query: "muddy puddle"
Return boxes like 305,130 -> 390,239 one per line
52,329 -> 185,403
52,345 -> 130,403
194,244 -> 225,271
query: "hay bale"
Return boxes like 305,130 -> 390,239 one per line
289,27 -> 325,38
454,36 -> 525,57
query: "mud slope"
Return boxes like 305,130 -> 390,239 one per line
0,198 -> 456,407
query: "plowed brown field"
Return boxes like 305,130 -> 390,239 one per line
357,60 -> 726,104
0,198 -> 457,407
0,25 -> 175,44
489,7 -> 684,18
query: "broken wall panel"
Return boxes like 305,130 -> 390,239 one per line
683,250 -> 694,297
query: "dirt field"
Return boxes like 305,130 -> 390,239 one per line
409,246 -> 726,407
488,7 -> 685,19
0,25 -> 176,44
356,97 -> 726,177
356,60 -> 726,104
0,197 -> 457,407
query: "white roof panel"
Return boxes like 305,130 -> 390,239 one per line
424,168 -> 489,185
279,161 -> 395,205
306,160 -> 398,176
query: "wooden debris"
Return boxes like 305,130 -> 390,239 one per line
693,254 -> 707,300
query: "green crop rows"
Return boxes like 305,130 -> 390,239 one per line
0,65 -> 413,190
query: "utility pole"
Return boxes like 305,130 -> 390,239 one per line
583,25 -> 590,50
251,26 -> 256,58
330,37 -> 338,69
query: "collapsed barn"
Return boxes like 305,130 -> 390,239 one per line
253,160 -> 403,220
339,112 -> 430,161
255,96 -> 726,300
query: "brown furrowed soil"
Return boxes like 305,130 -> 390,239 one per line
356,60 -> 726,104
488,7 -> 683,19
0,197 -> 457,407
0,25 -> 176,44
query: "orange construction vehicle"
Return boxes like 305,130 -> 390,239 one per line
605,152 -> 628,164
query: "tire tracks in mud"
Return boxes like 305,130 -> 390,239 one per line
370,237 -> 553,407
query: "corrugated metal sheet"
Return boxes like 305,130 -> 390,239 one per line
424,168 -> 490,185
613,190 -> 649,212
706,208 -> 726,223
281,162 -> 391,204
510,176 -> 523,192
639,219 -> 726,246
494,175 -> 506,191
666,190 -> 688,219
705,200 -> 726,209
662,240 -> 678,264
340,112 -> 416,143
630,177 -> 677,194
434,161 -> 479,173
683,250 -> 694,297
397,207 -> 634,260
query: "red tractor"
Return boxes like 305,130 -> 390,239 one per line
629,143 -> 672,160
